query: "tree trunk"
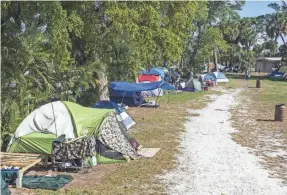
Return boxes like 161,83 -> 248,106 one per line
213,48 -> 218,71
99,65 -> 109,101
280,34 -> 286,45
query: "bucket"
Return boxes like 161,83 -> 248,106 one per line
256,79 -> 261,88
203,86 -> 208,91
275,104 -> 286,122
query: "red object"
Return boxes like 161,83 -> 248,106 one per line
204,86 -> 208,91
138,74 -> 161,83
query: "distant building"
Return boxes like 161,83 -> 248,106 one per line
255,57 -> 282,73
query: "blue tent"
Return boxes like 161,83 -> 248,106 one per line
201,73 -> 217,82
92,101 -> 136,130
109,81 -> 176,106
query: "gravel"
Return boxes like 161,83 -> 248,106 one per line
161,90 -> 287,195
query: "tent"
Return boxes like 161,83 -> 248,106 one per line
92,100 -> 136,130
213,72 -> 229,82
7,101 -> 140,161
184,78 -> 202,92
140,67 -> 170,82
201,73 -> 217,82
110,91 -> 145,106
201,72 -> 229,83
109,81 -> 176,106
137,75 -> 163,97
137,75 -> 161,83
140,81 -> 163,97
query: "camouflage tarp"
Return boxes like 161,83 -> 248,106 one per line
98,113 -> 142,160
51,136 -> 96,163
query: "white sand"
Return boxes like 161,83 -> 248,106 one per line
161,90 -> 287,195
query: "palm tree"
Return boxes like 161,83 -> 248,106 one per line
266,2 -> 287,44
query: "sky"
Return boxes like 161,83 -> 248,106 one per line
238,1 -> 276,17
238,1 -> 285,45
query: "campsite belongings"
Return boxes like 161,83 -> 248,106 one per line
7,101 -> 142,166
256,79 -> 261,88
275,104 -> 286,122
1,177 -> 11,195
21,175 -> 73,190
109,81 -> 176,107
92,100 -> 136,130
0,152 -> 45,188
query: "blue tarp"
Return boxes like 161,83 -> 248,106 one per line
268,71 -> 284,77
109,81 -> 176,92
161,83 -> 177,90
92,101 -> 124,113
91,100 -> 136,130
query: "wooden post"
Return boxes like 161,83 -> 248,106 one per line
44,155 -> 48,168
16,170 -> 23,188
15,158 -> 42,188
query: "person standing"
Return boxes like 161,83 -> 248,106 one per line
245,69 -> 250,80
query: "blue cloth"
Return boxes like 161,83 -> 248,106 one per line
268,71 -> 284,77
161,83 -> 177,90
203,73 -> 216,82
109,81 -> 164,92
110,90 -> 137,97
91,101 -> 124,114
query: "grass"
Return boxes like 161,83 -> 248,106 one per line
26,90 -> 216,195
226,73 -> 287,185
279,66 -> 287,72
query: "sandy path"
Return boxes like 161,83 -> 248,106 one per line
162,90 -> 287,195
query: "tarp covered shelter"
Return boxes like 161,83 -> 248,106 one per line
139,81 -> 163,97
137,75 -> 161,83
109,81 -> 176,92
110,91 -> 145,106
92,100 -> 136,130
140,67 -> 170,82
109,81 -> 176,106
7,101 -> 140,160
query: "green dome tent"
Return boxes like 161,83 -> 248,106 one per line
7,101 -> 140,161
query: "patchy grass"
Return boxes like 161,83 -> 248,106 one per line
17,90 -> 215,195
279,66 -> 287,72
227,73 -> 287,185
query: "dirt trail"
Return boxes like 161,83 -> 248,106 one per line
161,89 -> 287,195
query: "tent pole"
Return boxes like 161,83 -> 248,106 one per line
121,91 -> 127,105
155,88 -> 161,108
51,101 -> 58,138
